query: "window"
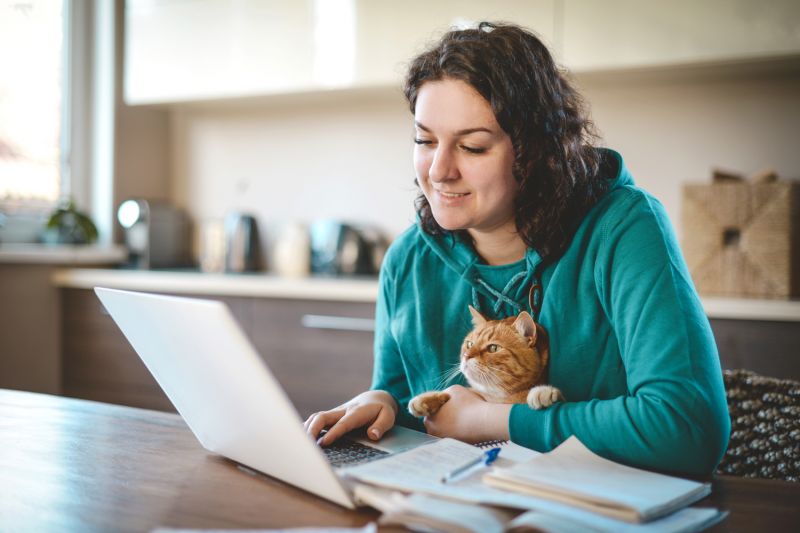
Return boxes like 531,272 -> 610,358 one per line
0,0 -> 66,214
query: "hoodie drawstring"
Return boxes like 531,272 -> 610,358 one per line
470,262 -> 545,320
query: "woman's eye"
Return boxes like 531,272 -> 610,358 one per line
414,138 -> 433,146
487,344 -> 499,353
461,145 -> 486,154
466,340 -> 473,349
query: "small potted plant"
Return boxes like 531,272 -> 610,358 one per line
41,198 -> 98,245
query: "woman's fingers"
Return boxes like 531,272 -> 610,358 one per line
304,409 -> 345,439
367,405 -> 395,440
318,405 -> 381,446
317,411 -> 363,446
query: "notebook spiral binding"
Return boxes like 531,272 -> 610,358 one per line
474,439 -> 509,449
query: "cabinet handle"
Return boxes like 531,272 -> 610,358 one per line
300,314 -> 375,332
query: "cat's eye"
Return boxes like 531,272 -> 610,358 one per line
466,340 -> 474,349
488,344 -> 499,353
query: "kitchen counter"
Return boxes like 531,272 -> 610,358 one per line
0,244 -> 127,265
51,268 -> 800,321
51,268 -> 379,302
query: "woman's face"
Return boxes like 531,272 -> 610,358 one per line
413,78 -> 518,237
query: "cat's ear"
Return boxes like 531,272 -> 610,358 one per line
513,312 -> 537,344
468,305 -> 487,327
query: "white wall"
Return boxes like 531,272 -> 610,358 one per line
170,89 -> 418,250
576,67 -> 800,234
167,67 -> 800,258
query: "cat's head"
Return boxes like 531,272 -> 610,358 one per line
459,305 -> 550,396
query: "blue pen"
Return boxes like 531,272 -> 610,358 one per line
441,447 -> 501,483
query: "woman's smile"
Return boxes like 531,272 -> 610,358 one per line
435,189 -> 471,205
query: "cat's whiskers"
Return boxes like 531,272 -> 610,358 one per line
433,363 -> 463,390
470,364 -> 504,391
481,364 -> 521,382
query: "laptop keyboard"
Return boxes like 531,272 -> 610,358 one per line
322,439 -> 390,468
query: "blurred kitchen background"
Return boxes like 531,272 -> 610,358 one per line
1,0 -> 798,416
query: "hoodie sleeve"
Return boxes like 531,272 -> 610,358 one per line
508,190 -> 730,476
371,246 -> 425,431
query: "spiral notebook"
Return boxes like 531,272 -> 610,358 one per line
474,439 -> 540,463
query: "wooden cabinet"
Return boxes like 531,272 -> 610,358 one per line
60,289 -> 375,417
710,318 -> 800,381
62,289 -> 174,411
249,298 -> 375,417
61,287 -> 800,420
123,0 -> 556,104
124,0 -> 800,105
562,0 -> 800,71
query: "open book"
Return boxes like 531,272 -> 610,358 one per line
483,436 -> 711,523
344,437 -> 724,533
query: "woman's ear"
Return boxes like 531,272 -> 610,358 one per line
468,305 -> 487,327
513,311 -> 537,345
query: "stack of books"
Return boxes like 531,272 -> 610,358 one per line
344,436 -> 725,533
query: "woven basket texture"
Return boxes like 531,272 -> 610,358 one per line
717,369 -> 800,482
682,182 -> 800,299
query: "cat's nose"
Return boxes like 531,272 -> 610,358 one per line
463,351 -> 475,360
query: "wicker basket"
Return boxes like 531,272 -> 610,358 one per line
682,175 -> 800,299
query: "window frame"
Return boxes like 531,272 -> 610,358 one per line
1,0 -> 116,245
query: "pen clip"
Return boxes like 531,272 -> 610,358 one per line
482,447 -> 501,465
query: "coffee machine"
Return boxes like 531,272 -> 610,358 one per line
309,220 -> 388,276
117,199 -> 191,269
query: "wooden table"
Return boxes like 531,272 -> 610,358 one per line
1,389 -> 798,532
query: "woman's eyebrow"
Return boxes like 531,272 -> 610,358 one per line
414,121 -> 494,136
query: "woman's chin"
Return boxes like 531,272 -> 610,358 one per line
431,215 -> 468,232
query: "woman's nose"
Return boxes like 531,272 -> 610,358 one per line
429,147 -> 458,183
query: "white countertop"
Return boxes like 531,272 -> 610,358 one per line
51,268 -> 800,320
51,268 -> 379,302
0,244 -> 127,265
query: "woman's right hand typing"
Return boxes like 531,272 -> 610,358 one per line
303,390 -> 398,446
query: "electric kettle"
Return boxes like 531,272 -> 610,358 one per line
224,212 -> 261,272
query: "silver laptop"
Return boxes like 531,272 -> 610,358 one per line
94,286 -> 436,509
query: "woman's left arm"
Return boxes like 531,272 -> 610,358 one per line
509,192 -> 731,476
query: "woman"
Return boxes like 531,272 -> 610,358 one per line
305,22 -> 730,476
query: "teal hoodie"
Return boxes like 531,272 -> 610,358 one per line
371,149 -> 730,476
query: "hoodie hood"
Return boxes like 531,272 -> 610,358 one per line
417,148 -> 633,319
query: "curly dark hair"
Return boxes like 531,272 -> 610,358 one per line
404,22 -> 610,263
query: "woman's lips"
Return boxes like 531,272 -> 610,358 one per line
435,190 -> 470,205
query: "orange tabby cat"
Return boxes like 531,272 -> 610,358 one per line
408,305 -> 564,418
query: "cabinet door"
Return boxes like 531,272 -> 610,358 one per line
61,289 -> 250,412
710,318 -> 800,381
354,0 -> 557,86
125,0 -> 316,104
562,0 -> 800,71
249,298 -> 376,418
124,0 -> 557,104
62,289 -> 174,410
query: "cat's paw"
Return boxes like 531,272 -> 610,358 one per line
526,385 -> 564,409
408,391 -> 451,417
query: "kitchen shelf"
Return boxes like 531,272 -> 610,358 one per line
52,268 -> 800,321
0,244 -> 127,265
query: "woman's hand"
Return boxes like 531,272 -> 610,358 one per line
423,385 -> 512,443
304,390 -> 398,446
